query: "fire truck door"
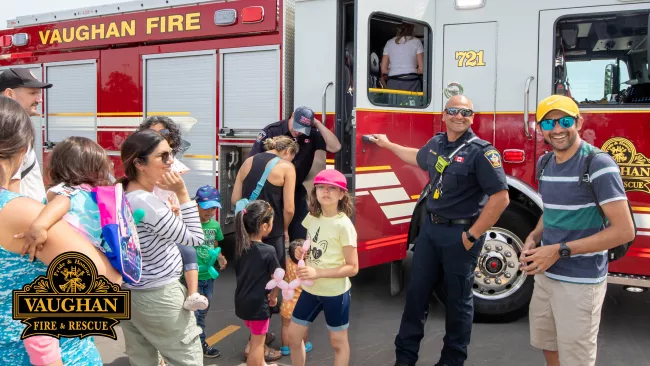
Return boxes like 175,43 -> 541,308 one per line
44,60 -> 97,149
143,51 -> 217,195
0,65 -> 44,165
442,22 -> 497,141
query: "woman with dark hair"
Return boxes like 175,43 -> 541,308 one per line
138,116 -> 184,156
119,129 -> 205,365
0,96 -> 120,364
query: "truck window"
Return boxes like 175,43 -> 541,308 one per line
368,13 -> 431,108
554,11 -> 649,106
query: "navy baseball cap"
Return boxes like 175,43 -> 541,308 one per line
292,106 -> 314,136
195,185 -> 222,209
0,68 -> 52,92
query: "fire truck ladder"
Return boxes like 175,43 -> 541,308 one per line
6,0 -> 221,28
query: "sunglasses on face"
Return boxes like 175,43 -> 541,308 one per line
444,108 -> 474,117
538,116 -> 575,131
153,149 -> 174,162
157,129 -> 170,136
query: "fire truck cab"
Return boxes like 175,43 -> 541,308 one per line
1,0 -> 649,321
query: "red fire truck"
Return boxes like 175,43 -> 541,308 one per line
1,0 -> 649,320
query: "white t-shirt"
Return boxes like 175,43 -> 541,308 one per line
383,37 -> 424,76
11,149 -> 46,203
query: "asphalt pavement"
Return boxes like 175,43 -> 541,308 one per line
97,235 -> 650,366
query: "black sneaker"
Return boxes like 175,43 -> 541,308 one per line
202,342 -> 220,358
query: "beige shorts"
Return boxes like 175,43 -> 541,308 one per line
529,274 -> 607,366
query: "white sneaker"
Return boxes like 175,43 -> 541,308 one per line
183,292 -> 209,311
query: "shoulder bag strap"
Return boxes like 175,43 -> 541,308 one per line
250,156 -> 281,201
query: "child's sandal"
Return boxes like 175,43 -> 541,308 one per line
281,346 -> 291,356
305,341 -> 313,353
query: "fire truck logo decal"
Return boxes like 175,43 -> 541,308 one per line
256,131 -> 266,143
484,150 -> 502,168
602,137 -> 650,194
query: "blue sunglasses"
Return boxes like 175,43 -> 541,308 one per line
538,116 -> 575,131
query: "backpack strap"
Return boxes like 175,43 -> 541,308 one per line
536,152 -> 554,181
250,156 -> 280,201
582,150 -> 608,226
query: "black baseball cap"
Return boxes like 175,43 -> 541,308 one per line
0,68 -> 52,92
292,106 -> 314,135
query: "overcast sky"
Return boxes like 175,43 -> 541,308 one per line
1,0 -> 120,30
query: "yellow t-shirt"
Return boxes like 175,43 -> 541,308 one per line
302,213 -> 358,297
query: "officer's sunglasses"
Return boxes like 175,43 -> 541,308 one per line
538,116 -> 575,131
444,107 -> 474,117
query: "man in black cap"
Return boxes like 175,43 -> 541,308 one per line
0,68 -> 52,203
249,106 -> 342,241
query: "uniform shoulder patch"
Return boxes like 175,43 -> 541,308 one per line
484,149 -> 502,168
256,131 -> 267,143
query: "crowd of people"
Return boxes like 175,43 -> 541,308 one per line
0,65 -> 636,366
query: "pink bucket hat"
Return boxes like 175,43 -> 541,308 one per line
313,169 -> 348,191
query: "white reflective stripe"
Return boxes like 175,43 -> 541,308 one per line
355,172 -> 400,190
637,231 -> 650,236
97,117 -> 142,127
449,136 -> 478,158
355,191 -> 369,196
589,166 -> 619,181
543,202 -> 596,210
380,202 -> 417,219
599,196 -> 627,206
633,213 -> 650,229
539,176 -> 579,182
326,165 -> 335,170
391,218 -> 411,225
371,187 -> 410,204
544,272 -> 607,284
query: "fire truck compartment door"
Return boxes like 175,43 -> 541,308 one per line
143,50 -> 217,195
44,60 -> 97,146
219,45 -> 281,133
442,22 -> 497,131
0,65 -> 44,165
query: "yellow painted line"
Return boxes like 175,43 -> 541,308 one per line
183,154 -> 216,159
632,206 -> 650,212
97,112 -> 143,116
47,113 -> 94,116
146,111 -> 191,116
206,325 -> 240,347
356,165 -> 391,172
369,87 -> 424,96
355,108 -> 436,115
581,109 -> 650,114
326,159 -> 335,163
411,194 -> 420,200
314,112 -> 336,115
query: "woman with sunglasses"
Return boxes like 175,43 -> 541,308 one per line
119,130 -> 205,365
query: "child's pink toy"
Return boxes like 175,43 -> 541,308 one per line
266,237 -> 316,300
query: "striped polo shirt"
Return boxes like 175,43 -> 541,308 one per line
538,141 -> 627,284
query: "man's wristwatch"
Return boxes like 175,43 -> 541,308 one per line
465,230 -> 477,243
559,242 -> 571,258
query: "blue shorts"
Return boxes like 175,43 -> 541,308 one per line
291,289 -> 351,332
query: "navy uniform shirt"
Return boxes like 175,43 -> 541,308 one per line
248,120 -> 327,190
415,129 -> 508,219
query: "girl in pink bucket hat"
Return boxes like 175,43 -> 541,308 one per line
287,169 -> 359,366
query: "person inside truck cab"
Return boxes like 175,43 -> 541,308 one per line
249,106 -> 341,242
0,68 -> 51,203
381,23 -> 424,92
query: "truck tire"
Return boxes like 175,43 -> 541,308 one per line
434,202 -> 537,322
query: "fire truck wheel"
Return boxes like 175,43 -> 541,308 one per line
433,202 -> 537,322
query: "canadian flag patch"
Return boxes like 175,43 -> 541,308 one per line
455,156 -> 465,163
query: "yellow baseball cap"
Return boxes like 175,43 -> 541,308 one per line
536,95 -> 579,121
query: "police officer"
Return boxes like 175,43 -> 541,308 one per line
249,106 -> 341,241
370,95 -> 509,366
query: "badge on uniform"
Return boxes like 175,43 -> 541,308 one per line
256,131 -> 266,143
484,149 -> 502,168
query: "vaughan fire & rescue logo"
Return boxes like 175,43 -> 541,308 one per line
12,252 -> 130,340
602,137 -> 650,194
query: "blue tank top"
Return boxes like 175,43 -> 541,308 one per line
0,188 -> 103,365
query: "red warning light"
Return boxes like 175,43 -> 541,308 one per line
0,35 -> 13,48
242,6 -> 264,23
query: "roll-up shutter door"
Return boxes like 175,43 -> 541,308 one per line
144,51 -> 217,194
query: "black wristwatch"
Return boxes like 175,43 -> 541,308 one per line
559,242 -> 571,258
465,230 -> 477,243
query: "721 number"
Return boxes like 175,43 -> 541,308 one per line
455,50 -> 486,67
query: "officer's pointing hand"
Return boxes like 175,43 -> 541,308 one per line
369,134 -> 390,148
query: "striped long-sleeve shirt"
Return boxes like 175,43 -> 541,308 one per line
124,190 -> 204,290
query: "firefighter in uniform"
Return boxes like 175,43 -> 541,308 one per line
370,95 -> 510,366
248,106 -> 341,242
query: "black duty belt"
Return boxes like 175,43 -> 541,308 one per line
429,213 -> 474,226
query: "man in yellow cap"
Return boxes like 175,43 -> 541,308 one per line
520,95 -> 635,366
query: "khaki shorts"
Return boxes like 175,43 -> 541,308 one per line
121,281 -> 203,366
529,274 -> 607,366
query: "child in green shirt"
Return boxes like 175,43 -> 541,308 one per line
193,185 -> 227,358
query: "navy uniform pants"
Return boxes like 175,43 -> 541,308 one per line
395,216 -> 484,366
